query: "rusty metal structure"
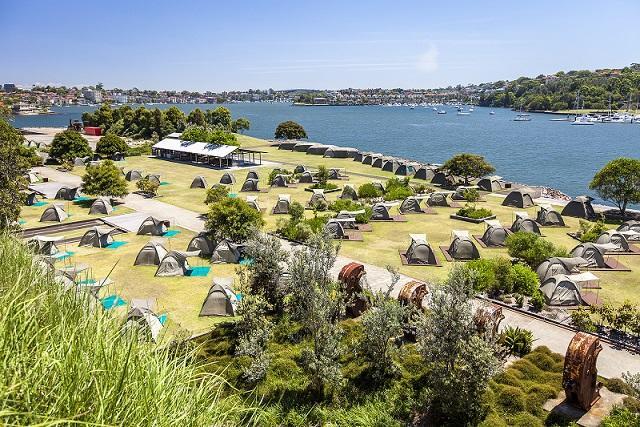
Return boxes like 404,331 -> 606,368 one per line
562,332 -> 603,411
338,262 -> 369,317
397,280 -> 428,308
473,304 -> 505,343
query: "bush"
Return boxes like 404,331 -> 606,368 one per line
456,203 -> 493,219
96,132 -> 128,156
506,232 -> 567,268
509,263 -> 539,296
205,185 -> 229,205
509,412 -> 544,427
496,385 -> 526,413
603,378 -> 637,396
529,289 -> 545,311
126,142 -> 153,156
357,183 -> 382,199
289,201 -> 305,222
570,307 -> 597,332
206,198 -> 264,242
181,125 -> 239,146
463,188 -> 481,202
49,130 -> 92,161
467,259 -> 498,293
81,160 -> 129,198
467,258 -> 538,296
499,326 -> 534,357
275,121 -> 307,140
601,406 -> 640,427
309,182 -> 338,191
136,176 -> 159,196
383,186 -> 414,201
577,219 -> 607,243
268,168 -> 291,185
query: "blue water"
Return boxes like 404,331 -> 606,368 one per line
12,104 -> 640,202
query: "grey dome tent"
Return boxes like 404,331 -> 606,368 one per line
405,234 -> 438,265
371,180 -> 385,194
413,166 -> 436,181
596,230 -> 630,252
40,204 -> 68,222
190,175 -> 208,188
339,184 -> 358,201
293,142 -> 316,152
540,275 -> 584,306
137,216 -> 170,236
55,186 -> 79,200
187,233 -> 216,257
134,241 -> 168,266
324,146 -> 357,158
371,156 -> 387,168
561,196 -> 596,220
480,220 -> 511,247
570,243 -> 607,268
536,257 -> 588,282
125,169 -> 143,181
110,152 -> 125,161
536,204 -> 565,226
89,197 -> 113,215
328,168 -> 343,180
447,230 -> 480,260
123,305 -> 163,343
246,171 -> 259,180
618,220 -> 640,234
371,203 -> 393,220
395,163 -> 416,176
324,219 -> 346,239
277,140 -> 298,150
245,195 -> 261,211
431,171 -> 452,186
306,144 -> 332,155
73,157 -> 87,167
511,212 -> 541,235
219,172 -> 236,184
362,153 -> 382,165
308,189 -> 327,207
427,192 -> 451,207
156,250 -> 200,277
273,194 -> 291,214
452,186 -> 477,201
352,152 -> 364,162
477,176 -> 506,192
25,191 -> 38,206
241,178 -> 259,192
145,174 -> 161,186
399,196 -> 424,214
211,239 -> 242,264
381,159 -> 399,172
298,171 -> 315,183
271,174 -> 288,187
28,235 -> 62,256
294,165 -> 307,174
199,278 -> 238,316
336,210 -> 364,229
502,189 -> 535,208
79,226 -> 116,248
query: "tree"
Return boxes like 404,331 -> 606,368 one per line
95,133 -> 128,156
274,121 -> 307,140
231,117 -> 251,133
442,153 -> 495,186
204,185 -> 228,205
136,176 -> 159,196
243,232 -> 289,309
205,106 -> 232,130
205,198 -> 264,242
180,125 -> 239,146
589,158 -> 640,219
417,265 -> 501,425
187,108 -> 206,126
506,232 -> 567,268
0,118 -> 33,229
81,160 -> 129,198
49,130 -> 92,162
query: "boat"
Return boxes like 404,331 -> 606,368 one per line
489,111 -> 495,115
513,113 -> 531,122
469,107 -> 474,112
571,115 -> 595,125
437,110 -> 447,114
457,111 -> 470,116
550,115 -> 570,122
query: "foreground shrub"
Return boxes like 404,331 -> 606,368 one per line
496,386 -> 526,413
206,197 -> 264,242
456,203 -> 493,219
506,232 -> 567,268
205,184 -> 229,205
577,219 -> 607,242
357,182 -> 382,199
499,326 -> 534,357
136,175 -> 159,196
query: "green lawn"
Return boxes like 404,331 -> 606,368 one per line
20,198 -> 134,229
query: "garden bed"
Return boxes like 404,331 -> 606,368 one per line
449,214 -> 496,224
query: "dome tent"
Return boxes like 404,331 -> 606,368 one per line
480,220 -> 510,247
298,171 -> 315,183
404,234 -> 438,265
399,196 -> 425,214
211,239 -> 242,264
335,210 -> 365,229
413,165 -> 436,181
125,169 -> 143,181
540,275 -> 585,306
79,226 -> 116,248
187,232 -> 217,257
137,216 -> 170,236
536,257 -> 588,282
426,191 -> 451,207
219,172 -> 236,184
596,230 -> 630,252
89,197 -> 114,215
328,168 -> 343,180
273,194 -> 291,214
308,189 -> 327,207
241,178 -> 260,192
155,250 -> 200,276
451,186 -> 478,201
28,235 -> 62,256
371,203 -> 392,220
145,174 -> 161,186
199,277 -> 238,317
536,204 -> 565,226
246,171 -> 259,180
122,303 -> 164,343
446,230 -> 480,261
339,184 -> 358,201
134,241 -> 169,266
293,142 -> 316,152
371,156 -> 389,168
394,163 -> 416,176
245,195 -> 261,211
618,220 -> 640,235
40,204 -> 68,222
502,189 -> 535,208
271,174 -> 289,187
324,146 -> 358,158
24,191 -> 39,206
362,153 -> 382,165
55,186 -> 79,200
324,219 -> 346,239
511,212 -> 541,235
570,243 -> 607,268
431,171 -> 453,187
381,158 -> 399,172
477,176 -> 507,192
306,144 -> 333,155
277,140 -> 298,150
294,165 -> 307,174
561,196 -> 596,220
190,175 -> 208,188
352,151 -> 364,162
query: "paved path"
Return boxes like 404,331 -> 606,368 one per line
32,166 -> 640,378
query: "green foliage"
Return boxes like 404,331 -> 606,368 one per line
467,258 -> 539,296
0,118 -> 34,229
358,182 -> 383,199
496,386 -> 526,413
205,106 -> 232,130
268,168 -> 291,185
456,203 -> 494,219
442,154 -> 496,185
135,176 -> 159,196
382,177 -> 414,201
204,185 -> 229,205
206,197 -> 264,242
126,142 -> 153,156
316,165 -> 329,186
181,125 -> 239,146
463,188 -> 481,202
590,157 -> 640,218
81,160 -> 129,198
187,108 -> 206,126
570,307 -> 597,332
231,117 -> 251,133
95,132 -> 127,156
49,130 -> 92,161
327,199 -> 372,223
603,377 -> 638,397
509,263 -> 540,296
601,406 -> 640,427
309,182 -> 338,191
506,232 -> 567,268
274,120 -> 307,140
83,104 -> 187,139
242,232 -> 289,310
578,219 -> 607,242
529,289 -> 545,311
499,326 -> 534,357
289,201 -> 305,222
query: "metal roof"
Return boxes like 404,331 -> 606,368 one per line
153,137 -> 239,158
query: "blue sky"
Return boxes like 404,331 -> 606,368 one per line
2,0 -> 638,91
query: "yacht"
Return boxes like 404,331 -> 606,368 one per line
513,113 -> 531,122
571,115 -> 595,125
489,111 -> 495,115
437,109 -> 447,114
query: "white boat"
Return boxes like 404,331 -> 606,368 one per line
489,111 -> 495,115
457,111 -> 470,116
469,107 -> 474,112
437,110 -> 447,114
513,113 -> 531,122
571,115 -> 595,125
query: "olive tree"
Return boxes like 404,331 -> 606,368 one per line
274,121 -> 307,140
590,157 -> 640,219
442,153 -> 495,186
81,160 -> 129,198
49,130 -> 92,162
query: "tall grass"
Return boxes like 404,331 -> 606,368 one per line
0,234 -> 253,426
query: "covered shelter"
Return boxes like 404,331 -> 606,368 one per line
511,212 -> 541,235
540,275 -> 585,306
372,156 -> 390,168
537,204 -> 565,226
55,186 -> 79,200
536,257 -> 588,282
413,165 -> 436,181
502,189 -> 535,208
431,171 -> 453,187
79,226 -> 116,248
40,204 -> 68,222
137,216 -> 170,236
298,171 -> 315,183
219,172 -> 236,184
145,174 -> 161,186
152,135 -> 263,167
123,305 -> 164,342
339,184 -> 358,201
125,169 -> 143,181
199,278 -> 238,317
245,195 -> 261,211
324,146 -> 358,158
273,194 -> 291,214
324,219 -> 346,239
399,196 -> 425,214
306,144 -> 333,155
570,243 -> 608,268
561,196 -> 596,220
479,219 -> 511,247
187,232 -> 216,257
595,230 -> 630,252
211,239 -> 242,264
477,176 -> 507,192
28,235 -> 62,256
240,178 -> 260,192
134,241 -> 168,266
404,234 -> 438,265
190,175 -> 208,188
445,230 -> 480,260
89,197 -> 114,215
155,250 -> 200,276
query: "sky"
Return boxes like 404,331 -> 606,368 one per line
2,0 -> 639,91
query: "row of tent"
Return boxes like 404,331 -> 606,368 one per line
39,197 -> 117,222
502,190 -> 599,221
403,230 -> 480,265
276,140 -> 359,158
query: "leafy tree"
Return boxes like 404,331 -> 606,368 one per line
442,153 -> 495,186
180,125 -> 239,146
205,106 -> 232,130
274,121 -> 307,140
316,165 -> 329,186
506,232 -> 567,268
417,265 -> 501,425
571,307 -> 596,332
136,176 -> 159,196
95,133 -> 128,156
231,117 -> 251,133
0,118 -> 33,229
187,108 -> 206,126
243,232 -> 289,310
49,130 -> 92,161
589,158 -> 640,219
204,185 -> 228,205
81,160 -> 129,198
164,106 -> 187,133
357,183 -> 382,199
206,198 -> 264,242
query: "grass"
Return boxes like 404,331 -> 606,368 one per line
0,233 -> 254,426
20,197 -> 134,229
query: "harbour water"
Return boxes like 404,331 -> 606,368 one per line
11,103 -> 640,203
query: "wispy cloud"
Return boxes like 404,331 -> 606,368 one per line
416,44 -> 439,72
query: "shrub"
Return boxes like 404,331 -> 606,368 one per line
49,130 -> 92,161
383,186 -> 414,201
204,185 -> 229,205
412,182 -> 431,194
570,307 -> 597,332
463,188 -> 481,202
309,182 -> 338,191
506,232 -> 567,268
268,168 -> 291,185
206,197 -> 264,242
467,259 -> 498,293
603,378 -> 637,396
529,289 -> 545,311
499,326 -> 534,357
95,132 -> 128,156
509,263 -> 539,296
357,183 -> 382,199
578,219 -> 607,242
136,176 -> 159,196
456,203 -> 493,219
274,121 -> 307,140
442,153 -> 496,186
289,201 -> 305,222
81,159 -> 129,198
126,142 -> 153,156
509,412 -> 544,427
601,406 -> 640,427
496,385 -> 526,413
